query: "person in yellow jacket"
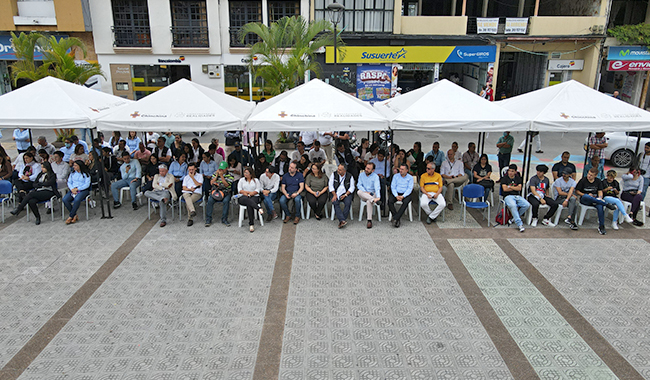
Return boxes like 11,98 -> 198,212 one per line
419,162 -> 445,224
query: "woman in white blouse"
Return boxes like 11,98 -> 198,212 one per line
237,166 -> 264,232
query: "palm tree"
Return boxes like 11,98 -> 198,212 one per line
240,16 -> 344,95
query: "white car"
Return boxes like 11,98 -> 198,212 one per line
589,132 -> 650,168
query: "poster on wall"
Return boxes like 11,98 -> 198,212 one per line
477,18 -> 499,34
356,65 -> 392,102
391,63 -> 400,97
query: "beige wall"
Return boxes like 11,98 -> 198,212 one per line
69,32 -> 97,61
399,16 -> 468,35
0,0 -> 86,32
528,16 -> 606,36
0,1 -> 18,30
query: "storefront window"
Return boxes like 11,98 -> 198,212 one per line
131,64 -> 191,100
224,65 -> 270,101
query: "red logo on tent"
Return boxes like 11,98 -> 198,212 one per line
130,111 -> 141,118
560,113 -> 569,119
89,107 -> 100,113
278,111 -> 288,118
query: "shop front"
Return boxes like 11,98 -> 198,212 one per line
600,45 -> 650,108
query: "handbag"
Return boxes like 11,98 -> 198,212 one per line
211,188 -> 225,201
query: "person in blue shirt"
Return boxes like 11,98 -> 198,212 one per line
13,128 -> 30,154
369,149 -> 388,213
200,152 -> 218,198
59,137 -> 76,163
389,163 -> 414,228
169,152 -> 188,197
357,162 -> 381,228
110,152 -> 142,210
125,131 -> 141,157
279,162 -> 305,224
63,160 -> 91,224
424,142 -> 445,172
70,135 -> 89,154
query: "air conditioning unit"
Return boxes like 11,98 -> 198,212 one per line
207,64 -> 221,79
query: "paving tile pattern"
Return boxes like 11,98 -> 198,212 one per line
280,222 -> 513,380
510,238 -> 650,379
15,219 -> 281,380
450,239 -> 619,380
0,205 -> 144,369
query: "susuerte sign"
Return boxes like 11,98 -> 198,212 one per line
325,45 -> 496,64
607,46 -> 650,61
607,60 -> 650,71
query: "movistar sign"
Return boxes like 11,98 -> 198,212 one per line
608,46 -> 650,61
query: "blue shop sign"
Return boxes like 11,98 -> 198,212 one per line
0,34 -> 68,61
445,45 -> 497,63
607,46 -> 650,61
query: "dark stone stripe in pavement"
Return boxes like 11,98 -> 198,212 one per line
425,225 -> 650,239
0,217 -> 156,380
494,238 -> 645,380
253,223 -> 296,380
425,230 -> 540,380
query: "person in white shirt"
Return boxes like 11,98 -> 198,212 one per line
290,141 -> 308,162
238,166 -> 264,232
450,142 -> 463,161
181,163 -> 203,226
36,136 -> 56,157
440,149 -> 468,210
319,131 -> 335,163
145,132 -> 160,149
308,140 -> 327,164
259,166 -> 280,221
299,131 -> 318,149
51,151 -> 71,191
329,163 -> 355,228
14,152 -> 41,203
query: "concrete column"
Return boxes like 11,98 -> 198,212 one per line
517,0 -> 524,17
451,0 -> 457,16
482,0 -> 489,17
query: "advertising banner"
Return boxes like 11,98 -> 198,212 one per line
326,45 -> 496,64
607,60 -> 650,71
607,46 -> 650,61
505,18 -> 528,34
0,34 -> 68,61
477,18 -> 499,34
548,59 -> 584,71
356,65 -> 391,102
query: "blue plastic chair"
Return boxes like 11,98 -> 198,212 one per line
178,194 -> 205,221
462,184 -> 490,226
0,180 -> 13,223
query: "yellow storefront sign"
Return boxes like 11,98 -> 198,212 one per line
326,46 -> 456,64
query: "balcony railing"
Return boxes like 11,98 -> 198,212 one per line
229,27 -> 259,47
112,26 -> 152,47
171,26 -> 209,48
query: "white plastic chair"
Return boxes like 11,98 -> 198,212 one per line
330,200 -> 354,221
358,200 -> 382,222
238,205 -> 265,227
305,201 -> 329,219
577,203 -> 597,225
178,195 -> 204,221
621,200 -> 646,225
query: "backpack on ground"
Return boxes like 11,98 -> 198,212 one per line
495,207 -> 512,225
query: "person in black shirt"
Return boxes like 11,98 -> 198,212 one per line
575,167 -> 616,235
500,164 -> 530,232
551,151 -> 577,180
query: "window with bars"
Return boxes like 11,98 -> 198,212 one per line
111,0 -> 151,47
229,1 -> 262,47
268,0 -> 300,23
170,0 -> 209,47
314,0 -> 394,33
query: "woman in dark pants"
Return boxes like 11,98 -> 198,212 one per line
237,166 -> 263,232
11,162 -> 59,225
304,163 -> 328,220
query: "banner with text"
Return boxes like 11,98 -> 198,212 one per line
505,18 -> 528,34
607,46 -> 650,61
326,45 -> 497,64
477,18 -> 499,34
608,60 -> 650,71
356,65 -> 392,102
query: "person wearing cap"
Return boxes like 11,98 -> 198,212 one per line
527,164 -> 558,227
500,164 -> 529,232
553,168 -> 579,230
111,151 -> 142,210
205,161 -> 234,227
144,164 -> 177,228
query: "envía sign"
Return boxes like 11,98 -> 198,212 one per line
607,60 -> 650,71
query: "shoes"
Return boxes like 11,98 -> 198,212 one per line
633,219 -> 644,226
517,149 -> 523,153
519,224 -> 525,232
283,216 -> 291,224
530,218 -> 538,227
564,218 -> 572,225
395,219 -> 401,228
190,210 -> 196,218
535,150 -> 544,154
426,216 -> 432,224
132,202 -> 138,210
205,221 -> 211,227
9,208 -> 19,216
250,225 -> 254,232
612,221 -> 619,230
65,217 -> 73,225
222,220 -> 231,227
338,220 -> 347,229
605,203 -> 616,210
293,217 -> 300,225
266,213 -> 273,222
315,214 -> 321,221
367,220 -> 372,229
160,221 -> 166,228
447,204 -> 454,210
187,219 -> 193,226
72,215 -> 79,223
598,225 -> 606,235
34,217 -> 41,225
624,214 -> 634,224
541,219 -> 555,227
273,211 -> 278,219
113,201 -> 121,209
570,222 -> 578,230
46,208 -> 52,215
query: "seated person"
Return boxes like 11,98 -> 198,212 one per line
305,163 -> 329,221
290,141 -> 308,162
101,147 -> 120,181
50,151 -> 70,192
450,141 -> 463,161
424,142 -> 445,172
37,149 -> 49,164
472,154 -> 493,201
254,154 -> 269,178
111,152 -> 142,210
420,162 -> 445,224
144,164 -> 177,228
274,150 -> 290,177
205,161 -> 234,227
169,152 -> 189,197
59,138 -> 76,163
552,151 -> 576,180
112,139 -> 131,164
583,154 -> 605,180
576,167 -> 616,235
335,142 -> 359,179
329,163 -> 355,228
10,162 -> 59,225
260,166 -> 280,221
70,135 -> 89,154
357,162 -> 381,228
237,166 -> 264,232
190,138 -> 205,165
152,136 -> 172,164
69,144 -> 89,167
279,162 -> 305,224
226,156 -> 242,182
63,160 -> 91,224
389,163 -> 414,228
308,140 -> 327,164
200,152 -> 218,198
36,136 -> 55,157
228,142 -> 252,167
370,149 -> 388,213
462,142 -> 479,180
440,149 -> 468,210
141,155 -> 159,193
14,152 -> 41,203
0,146 -> 12,182
527,164 -> 558,227
501,164 -> 530,232
553,168 -> 579,230
181,163 -> 203,226
602,169 -> 634,230
620,167 -> 645,226
133,142 -> 152,166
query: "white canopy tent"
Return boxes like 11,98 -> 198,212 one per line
373,79 -> 528,132
0,76 -> 132,129
96,79 -> 254,133
245,78 -> 389,132
496,80 -> 650,132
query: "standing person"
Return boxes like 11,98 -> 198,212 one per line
388,163 -> 413,228
634,142 -> 650,203
259,166 -> 280,221
462,142 -> 479,180
237,166 -> 264,232
304,163 -> 329,221
62,160 -> 91,224
10,162 -> 59,224
496,132 -> 514,174
204,161 -> 234,227
279,162 -> 305,225
424,142 -> 445,173
318,131 -> 335,163
575,167 -> 616,235
552,151 -> 576,180
329,163 -> 355,228
517,132 -> 542,154
299,131 -> 318,150
500,164 -> 530,232
602,169 -> 635,230
224,130 -> 241,157
526,165 -> 558,227
553,168 -> 579,230
144,164 -> 177,228
356,162 -> 381,228
262,140 -> 276,165
333,131 -> 351,150
620,167 -> 645,226
587,132 -> 607,178
485,83 -> 494,101
440,149 -> 468,210
110,152 -> 142,210
13,128 -> 30,154
308,140 -> 326,164
181,163 -> 203,227
36,136 -> 55,157
419,162 -> 445,224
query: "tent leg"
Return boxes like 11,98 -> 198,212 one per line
634,131 -> 642,165
583,132 -> 592,177
28,129 -> 33,148
526,132 -> 533,184
477,132 -> 482,155
521,131 -> 530,181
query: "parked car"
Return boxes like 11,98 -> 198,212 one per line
587,132 -> 650,167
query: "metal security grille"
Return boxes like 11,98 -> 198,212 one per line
268,0 -> 300,23
111,0 -> 151,47
229,1 -> 262,47
170,0 -> 209,47
313,0 -> 394,33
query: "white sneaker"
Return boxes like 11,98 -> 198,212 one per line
624,214 -> 634,224
519,225 -> 525,232
542,219 -> 556,227
530,218 -> 538,227
612,221 -> 619,230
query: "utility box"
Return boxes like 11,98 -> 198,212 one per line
207,64 -> 221,79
